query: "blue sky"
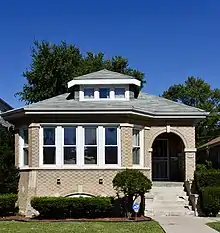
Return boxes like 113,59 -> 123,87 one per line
0,0 -> 220,108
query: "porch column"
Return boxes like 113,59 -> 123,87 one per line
120,123 -> 133,167
28,123 -> 40,167
144,126 -> 152,180
184,148 -> 197,181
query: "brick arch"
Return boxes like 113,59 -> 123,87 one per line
64,192 -> 96,198
149,128 -> 188,149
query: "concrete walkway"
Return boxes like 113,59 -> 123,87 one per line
154,216 -> 219,233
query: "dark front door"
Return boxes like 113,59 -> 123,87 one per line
152,139 -> 169,180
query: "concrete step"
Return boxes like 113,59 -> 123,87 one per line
151,200 -> 189,206
145,210 -> 194,216
152,182 -> 184,187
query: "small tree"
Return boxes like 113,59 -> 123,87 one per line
112,169 -> 152,216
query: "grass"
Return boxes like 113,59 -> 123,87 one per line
0,221 -> 164,233
207,222 -> 220,232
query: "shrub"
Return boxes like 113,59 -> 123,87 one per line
113,169 -> 152,215
31,196 -> 112,219
200,186 -> 220,216
0,194 -> 17,216
194,169 -> 220,191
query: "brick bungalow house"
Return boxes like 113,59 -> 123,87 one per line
1,70 -> 208,216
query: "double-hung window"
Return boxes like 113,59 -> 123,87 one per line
84,127 -> 97,164
132,129 -> 141,165
99,88 -> 110,99
43,127 -> 56,164
63,127 -> 76,164
105,127 -> 118,164
84,88 -> 94,99
115,88 -> 125,99
20,128 -> 29,166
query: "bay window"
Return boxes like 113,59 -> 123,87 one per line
40,125 -> 120,167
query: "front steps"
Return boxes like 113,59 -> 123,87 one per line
145,182 -> 194,216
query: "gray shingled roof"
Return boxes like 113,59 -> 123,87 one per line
73,69 -> 136,80
13,92 -> 207,117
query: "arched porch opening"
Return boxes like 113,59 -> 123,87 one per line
152,132 -> 185,181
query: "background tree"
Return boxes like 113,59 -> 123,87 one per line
17,41 -> 145,104
0,127 -> 19,194
162,77 -> 220,146
112,169 -> 152,216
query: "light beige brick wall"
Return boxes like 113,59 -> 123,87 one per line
18,171 -> 29,214
36,169 -> 150,197
185,152 -> 196,181
28,123 -> 40,167
121,124 -> 133,167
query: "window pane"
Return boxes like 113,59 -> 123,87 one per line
99,88 -> 110,98
85,128 -> 96,145
105,147 -> 118,164
64,147 -> 76,164
64,127 -> 76,145
105,127 -> 117,145
133,129 -> 140,146
84,88 -> 94,99
44,128 -> 55,145
133,148 -> 140,165
23,148 -> 28,166
115,88 -> 125,98
23,129 -> 28,145
43,147 -> 56,164
84,147 -> 97,164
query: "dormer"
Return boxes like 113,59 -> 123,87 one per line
67,69 -> 141,101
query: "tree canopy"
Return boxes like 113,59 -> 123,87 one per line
17,41 -> 145,104
162,76 -> 220,146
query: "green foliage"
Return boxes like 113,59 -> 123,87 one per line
113,169 -> 151,216
0,194 -> 18,216
162,77 -> 220,146
196,164 -> 208,172
113,169 -> 152,197
31,196 -> 112,219
200,186 -> 220,216
17,40 -> 145,104
0,127 -> 19,194
194,169 -> 220,191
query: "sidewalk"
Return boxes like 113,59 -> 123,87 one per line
154,216 -> 218,233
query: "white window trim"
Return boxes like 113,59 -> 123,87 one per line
132,127 -> 144,168
79,85 -> 129,101
19,127 -> 29,168
39,124 -> 121,169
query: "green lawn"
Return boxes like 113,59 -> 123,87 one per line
207,222 -> 220,232
0,221 -> 163,233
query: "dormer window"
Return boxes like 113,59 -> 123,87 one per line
99,88 -> 110,99
84,88 -> 94,99
115,88 -> 125,99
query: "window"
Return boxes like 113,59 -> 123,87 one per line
43,128 -> 56,164
84,88 -> 94,99
21,128 -> 29,166
99,88 -> 110,99
115,88 -> 125,98
63,127 -> 76,164
40,125 -> 120,167
84,127 -> 97,164
132,129 -> 140,165
105,127 -> 118,164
